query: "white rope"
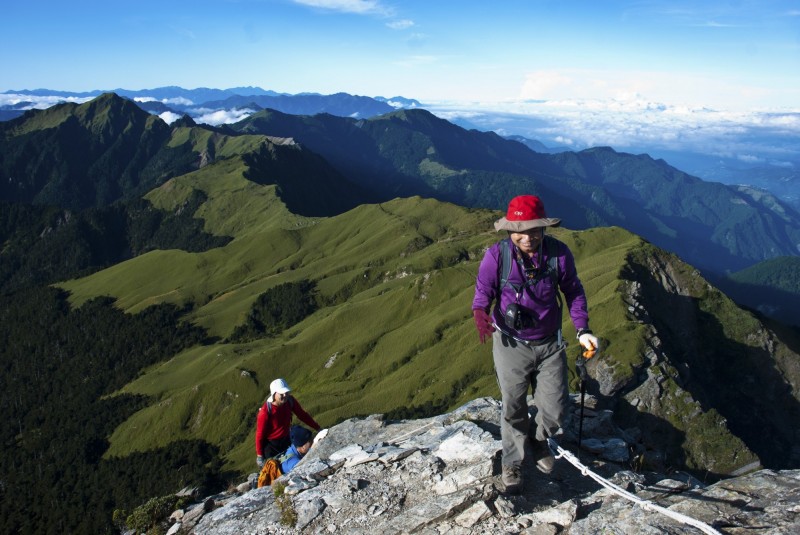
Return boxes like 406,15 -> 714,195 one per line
389,420 -> 437,444
546,438 -> 723,535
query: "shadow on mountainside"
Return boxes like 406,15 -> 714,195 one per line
242,142 -> 375,217
710,274 -> 800,329
622,258 -> 800,472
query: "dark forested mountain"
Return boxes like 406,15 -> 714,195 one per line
230,107 -> 800,276
504,134 -> 565,153
713,256 -> 800,326
0,287 -> 221,534
0,93 -> 370,213
1,94 -> 175,209
0,93 -> 371,292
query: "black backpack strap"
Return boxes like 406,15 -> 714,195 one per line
499,236 -> 558,294
542,236 -> 560,285
543,236 -> 563,346
498,238 -> 517,293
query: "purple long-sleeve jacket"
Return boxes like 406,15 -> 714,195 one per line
472,237 -> 589,340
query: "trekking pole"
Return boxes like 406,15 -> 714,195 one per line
575,346 -> 595,453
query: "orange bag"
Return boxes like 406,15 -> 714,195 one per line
257,459 -> 283,488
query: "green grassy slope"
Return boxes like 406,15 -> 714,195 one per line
58,164 -> 648,473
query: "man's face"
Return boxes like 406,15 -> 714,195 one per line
509,228 -> 544,256
297,441 -> 312,455
273,392 -> 287,405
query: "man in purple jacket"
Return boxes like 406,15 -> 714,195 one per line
472,195 -> 599,494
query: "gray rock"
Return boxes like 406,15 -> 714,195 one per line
181,398 -> 800,535
433,459 -> 493,495
529,500 -> 577,528
571,469 -> 800,534
454,500 -> 493,527
295,497 -> 326,530
192,486 -> 280,534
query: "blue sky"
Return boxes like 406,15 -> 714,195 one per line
3,0 -> 798,109
2,0 -> 799,165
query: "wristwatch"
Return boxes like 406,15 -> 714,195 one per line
576,328 -> 593,339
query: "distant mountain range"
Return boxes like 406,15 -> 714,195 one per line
0,86 -> 422,123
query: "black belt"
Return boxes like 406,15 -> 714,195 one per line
498,330 -> 557,347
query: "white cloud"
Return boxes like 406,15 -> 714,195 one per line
0,93 -> 93,109
386,99 -> 415,109
158,111 -> 182,124
162,96 -> 193,106
192,108 -> 255,125
432,110 -> 484,121
131,96 -> 193,106
387,19 -> 414,30
518,68 -> 800,112
554,136 -> 575,146
291,0 -> 387,15
738,154 -> 762,164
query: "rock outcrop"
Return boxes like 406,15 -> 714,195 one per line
154,397 -> 799,534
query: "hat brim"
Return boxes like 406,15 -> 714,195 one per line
494,217 -> 561,232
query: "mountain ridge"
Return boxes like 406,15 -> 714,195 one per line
230,106 -> 800,275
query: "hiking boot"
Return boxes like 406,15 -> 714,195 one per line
534,440 -> 555,474
501,464 -> 523,495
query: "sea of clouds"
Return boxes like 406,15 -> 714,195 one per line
426,97 -> 800,170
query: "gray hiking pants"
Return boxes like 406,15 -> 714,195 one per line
492,330 -> 569,467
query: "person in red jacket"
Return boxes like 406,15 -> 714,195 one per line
255,378 -> 321,468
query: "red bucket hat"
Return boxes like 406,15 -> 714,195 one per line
494,195 -> 561,232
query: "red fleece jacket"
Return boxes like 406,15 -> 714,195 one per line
255,396 -> 320,456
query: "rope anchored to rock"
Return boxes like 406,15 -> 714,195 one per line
546,438 -> 723,535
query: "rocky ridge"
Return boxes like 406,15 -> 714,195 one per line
153,397 -> 799,534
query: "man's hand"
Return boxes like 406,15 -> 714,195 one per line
314,428 -> 329,445
473,309 -> 495,344
256,455 -> 264,468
